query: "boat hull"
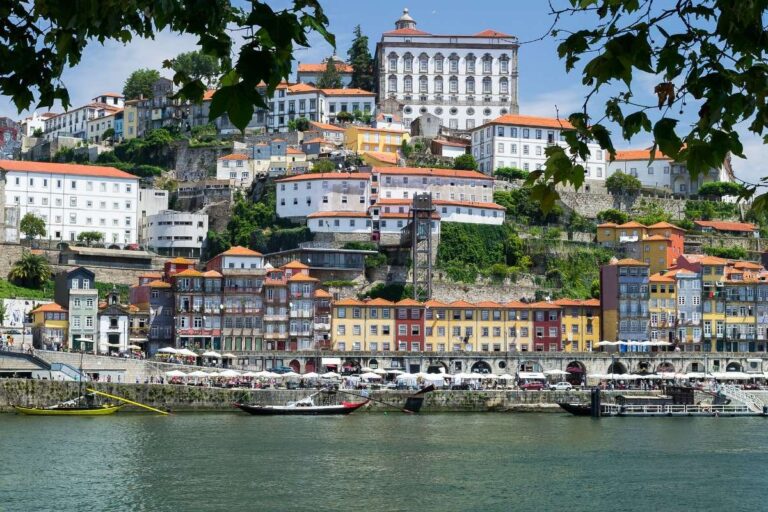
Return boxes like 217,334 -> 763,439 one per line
14,405 -> 123,416
558,403 -> 592,416
234,400 -> 368,416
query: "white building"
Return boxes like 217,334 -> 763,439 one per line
138,188 -> 169,219
87,109 -> 122,143
375,8 -> 519,130
607,148 -> 733,196
276,172 -> 371,219
20,112 -> 57,137
3,160 -> 139,244
267,83 -> 375,132
278,167 -> 503,236
43,94 -> 124,140
216,146 -> 310,188
306,121 -> 345,145
470,114 -> 607,177
142,210 -> 208,258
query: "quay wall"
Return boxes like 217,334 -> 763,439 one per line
0,379 -> 659,413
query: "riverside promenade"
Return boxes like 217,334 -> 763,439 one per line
0,378 -> 656,413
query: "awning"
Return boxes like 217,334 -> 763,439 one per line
322,357 -> 342,366
518,372 -> 546,380
129,337 -> 148,343
747,358 -> 763,363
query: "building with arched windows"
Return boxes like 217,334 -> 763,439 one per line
375,9 -> 519,131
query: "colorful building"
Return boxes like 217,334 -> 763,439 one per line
30,303 -> 68,351
530,302 -> 562,352
344,125 -> 410,155
600,259 -> 650,349
554,299 -> 600,352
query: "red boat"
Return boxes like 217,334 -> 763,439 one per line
234,395 -> 368,416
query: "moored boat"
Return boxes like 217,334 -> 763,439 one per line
14,403 -> 124,416
234,394 -> 368,416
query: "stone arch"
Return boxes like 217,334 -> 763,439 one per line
726,361 -> 742,372
342,359 -> 360,375
607,361 -> 628,375
685,361 -> 705,373
368,358 -> 379,369
519,360 -> 543,373
426,360 -> 449,374
635,360 -> 653,374
656,361 -> 675,373
304,359 -> 316,374
471,360 -> 492,374
565,361 -> 586,384
288,359 -> 301,373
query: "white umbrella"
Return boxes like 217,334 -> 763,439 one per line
385,369 -> 404,375
158,347 -> 178,354
544,369 -> 570,376
280,371 -> 300,379
202,351 -> 221,358
360,372 -> 382,380
165,370 -> 186,378
253,370 -> 273,378
222,353 -> 237,359
219,369 -> 241,378
241,371 -> 259,378
498,374 -> 515,380
187,370 -> 210,378
302,372 -> 319,379
176,348 -> 198,358
321,371 -> 341,379
372,368 -> 387,375
360,367 -> 374,372
128,344 -> 142,350
207,371 -> 221,378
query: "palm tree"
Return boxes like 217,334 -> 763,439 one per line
8,253 -> 52,289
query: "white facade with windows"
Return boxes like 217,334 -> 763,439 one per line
470,114 -> 607,178
142,210 -> 208,258
375,9 -> 519,130
3,160 -> 139,244
275,172 -> 371,219
268,84 -> 375,132
607,149 -> 732,195
43,94 -> 124,140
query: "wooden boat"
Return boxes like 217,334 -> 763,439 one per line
234,396 -> 368,416
557,402 -> 592,416
14,403 -> 124,416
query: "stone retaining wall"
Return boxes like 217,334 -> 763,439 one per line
0,378 -> 655,413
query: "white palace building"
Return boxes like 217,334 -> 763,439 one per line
375,9 -> 519,130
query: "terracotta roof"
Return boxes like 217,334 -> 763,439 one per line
320,88 -> 375,96
287,83 -> 319,93
281,260 -> 309,269
650,273 -> 675,283
383,27 -> 432,36
694,220 -> 757,232
424,299 -> 448,308
307,211 -> 369,219
366,298 -> 394,306
148,280 -> 172,288
303,137 -> 326,144
505,300 -> 529,308
449,300 -> 475,308
733,261 -> 763,270
552,298 -> 583,306
203,90 -> 216,101
0,160 -> 137,180
309,121 -> 345,132
174,269 -> 202,277
362,151 -> 398,165
264,278 -> 286,286
276,172 -> 369,183
138,272 -> 163,279
286,147 -> 305,155
396,298 -> 423,306
98,92 -> 123,97
475,301 -> 502,308
272,138 -> 286,143
220,246 -> 263,257
31,303 -> 67,314
582,299 -> 600,307
644,235 -> 671,242
297,62 -> 353,73
618,221 -> 647,228
486,114 -> 573,130
167,257 -> 195,264
474,29 -> 512,37
373,166 -> 493,180
616,258 -> 649,266
314,289 -> 332,298
614,149 -> 670,161
287,273 -> 318,282
528,301 -> 560,309
648,221 -> 684,231
597,222 -> 618,228
697,256 -> 728,265
202,270 -> 223,278
218,153 -> 248,161
334,298 -> 365,306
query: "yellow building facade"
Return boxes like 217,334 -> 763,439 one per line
30,303 -> 68,350
554,299 -> 601,352
344,126 -> 409,155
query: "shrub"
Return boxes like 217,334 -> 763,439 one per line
453,153 -> 477,170
596,209 -> 629,224
703,246 -> 747,259
494,167 -> 529,181
606,172 -> 641,195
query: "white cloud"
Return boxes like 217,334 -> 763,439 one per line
520,87 -> 585,119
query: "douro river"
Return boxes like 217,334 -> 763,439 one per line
1,413 -> 766,511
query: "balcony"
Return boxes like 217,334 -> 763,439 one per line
264,332 -> 288,340
264,314 -> 289,322
223,287 -> 263,294
314,322 -> 331,331
289,310 -> 313,319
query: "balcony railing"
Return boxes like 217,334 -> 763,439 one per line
289,310 -> 313,318
264,332 -> 288,339
264,314 -> 289,321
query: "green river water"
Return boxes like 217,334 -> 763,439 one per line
1,413 -> 767,511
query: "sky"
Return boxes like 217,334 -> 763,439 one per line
2,0 -> 765,185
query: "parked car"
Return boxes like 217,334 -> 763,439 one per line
548,381 -> 573,391
519,381 -> 545,390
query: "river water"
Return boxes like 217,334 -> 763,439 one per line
1,412 -> 767,511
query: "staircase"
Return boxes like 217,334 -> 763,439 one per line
719,384 -> 766,413
50,363 -> 88,382
0,348 -> 51,371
